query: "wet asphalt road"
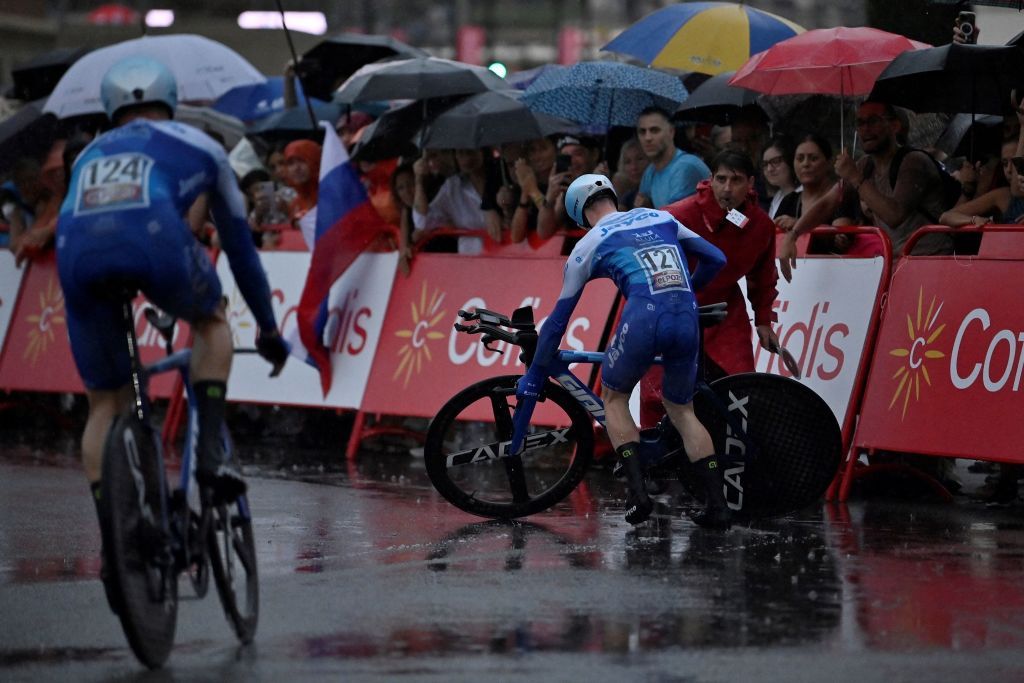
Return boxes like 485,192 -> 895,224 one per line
3,438 -> 1024,681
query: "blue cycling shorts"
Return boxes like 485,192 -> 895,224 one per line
601,296 -> 700,405
57,206 -> 222,390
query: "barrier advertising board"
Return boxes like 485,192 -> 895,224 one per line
0,251 -> 25,361
217,250 -> 399,408
855,259 -> 1024,462
361,254 -> 617,421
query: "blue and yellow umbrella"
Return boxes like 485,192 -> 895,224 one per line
602,2 -> 804,76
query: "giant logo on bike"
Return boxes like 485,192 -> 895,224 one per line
856,260 -> 1024,461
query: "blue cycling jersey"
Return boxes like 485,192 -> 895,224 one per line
533,208 -> 726,403
57,119 -> 277,390
59,119 -> 276,331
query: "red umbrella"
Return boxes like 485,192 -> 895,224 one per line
729,27 -> 930,147
87,4 -> 140,26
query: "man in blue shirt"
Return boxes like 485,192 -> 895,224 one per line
57,57 -> 289,603
635,107 -> 710,209
517,174 -> 732,528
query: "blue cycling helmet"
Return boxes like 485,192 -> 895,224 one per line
100,56 -> 177,122
565,173 -> 617,228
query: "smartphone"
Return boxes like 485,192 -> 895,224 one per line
957,11 -> 976,44
1011,156 -> 1024,176
555,153 -> 571,174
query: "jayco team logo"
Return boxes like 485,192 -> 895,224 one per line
888,287 -> 946,420
393,281 -> 446,388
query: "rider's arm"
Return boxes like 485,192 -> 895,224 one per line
675,221 -> 726,291
206,155 -> 279,334
529,248 -> 591,371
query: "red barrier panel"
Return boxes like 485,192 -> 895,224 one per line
0,252 -> 190,399
854,243 -> 1024,464
360,253 -> 617,422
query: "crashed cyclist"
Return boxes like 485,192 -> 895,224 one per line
516,174 -> 732,528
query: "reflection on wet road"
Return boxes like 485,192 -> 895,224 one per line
2,449 -> 1024,680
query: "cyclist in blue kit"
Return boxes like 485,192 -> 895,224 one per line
56,57 -> 289,562
516,174 -> 732,528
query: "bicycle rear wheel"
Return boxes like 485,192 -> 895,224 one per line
102,412 -> 178,669
681,373 -> 842,520
425,375 -> 594,519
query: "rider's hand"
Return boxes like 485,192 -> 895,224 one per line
516,365 -> 547,400
256,329 -> 289,377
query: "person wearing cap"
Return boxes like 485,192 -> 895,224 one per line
516,173 -> 731,529
537,135 -> 602,239
634,106 -> 710,209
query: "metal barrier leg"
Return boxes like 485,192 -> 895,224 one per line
346,410 -> 366,461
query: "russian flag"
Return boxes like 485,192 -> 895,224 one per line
293,123 -> 395,395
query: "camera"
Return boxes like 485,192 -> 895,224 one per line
958,11 -> 976,44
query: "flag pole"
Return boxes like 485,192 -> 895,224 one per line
275,0 -> 319,133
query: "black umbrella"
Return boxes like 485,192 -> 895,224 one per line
420,90 -> 579,149
0,100 -> 59,177
297,33 -> 428,101
350,95 -> 467,162
247,100 -> 342,141
335,56 -> 506,104
868,43 -> 1024,116
11,47 -> 90,102
674,70 -> 763,124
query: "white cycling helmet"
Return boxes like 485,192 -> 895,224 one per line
565,173 -> 617,228
100,56 -> 177,122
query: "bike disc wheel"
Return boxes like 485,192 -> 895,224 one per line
102,412 -> 178,669
682,373 -> 842,520
207,498 -> 259,643
425,375 -> 594,519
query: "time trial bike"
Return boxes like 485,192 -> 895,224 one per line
98,291 -> 258,669
424,304 -> 842,521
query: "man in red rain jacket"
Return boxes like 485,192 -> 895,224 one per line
639,149 -> 780,426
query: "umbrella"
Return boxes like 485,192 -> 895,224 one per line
0,100 -> 58,177
298,33 -> 428,101
674,70 -> 761,124
212,76 -> 312,122
44,34 -> 265,119
521,60 -> 688,128
601,2 -> 804,76
931,0 -> 1023,7
729,27 -> 930,147
11,47 -> 90,102
350,95 -> 468,162
869,43 -> 1024,116
335,56 -> 506,104
505,63 -> 566,91
420,90 -> 579,149
175,104 -> 246,149
246,100 -> 342,141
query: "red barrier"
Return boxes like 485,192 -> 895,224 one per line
853,225 -> 1024,484
0,252 -> 191,399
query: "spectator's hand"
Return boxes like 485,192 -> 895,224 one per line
256,329 -> 289,377
634,193 -> 652,209
514,158 -> 538,194
592,161 -> 609,176
496,184 -> 517,212
774,215 -> 797,232
778,231 -> 798,283
14,226 -> 54,267
413,155 -> 429,179
546,171 -> 570,203
833,233 -> 852,253
398,246 -> 413,276
755,324 -> 780,353
834,150 -> 861,185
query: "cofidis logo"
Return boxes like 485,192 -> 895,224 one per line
24,276 -> 65,366
888,287 -> 946,420
392,281 -> 446,388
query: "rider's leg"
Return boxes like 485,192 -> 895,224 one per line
190,302 -> 245,498
663,398 -> 731,529
602,386 -> 652,524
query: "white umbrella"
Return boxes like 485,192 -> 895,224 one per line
44,34 -> 265,119
175,104 -> 246,149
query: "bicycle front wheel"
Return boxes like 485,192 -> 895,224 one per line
425,375 -> 594,519
102,412 -> 178,669
207,497 -> 259,643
